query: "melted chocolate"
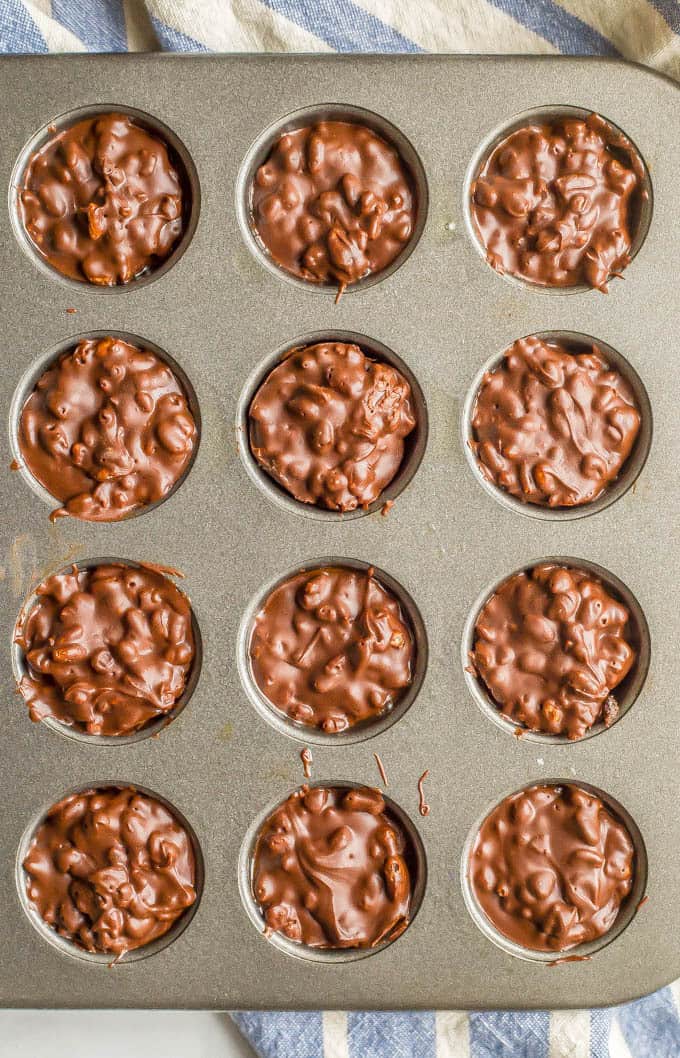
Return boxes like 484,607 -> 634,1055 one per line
417,771 -> 431,817
19,113 -> 187,285
472,563 -> 635,739
300,747 -> 313,779
249,341 -> 416,512
16,563 -> 195,737
374,752 -> 389,787
471,114 -> 645,290
470,784 -> 634,952
19,336 -> 197,522
252,785 -> 413,949
250,565 -> 415,733
23,786 -> 197,955
471,335 -> 641,508
251,121 -> 416,293
548,954 -> 592,966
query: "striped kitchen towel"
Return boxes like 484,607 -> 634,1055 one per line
0,0 -> 677,73
1,2 -> 679,1056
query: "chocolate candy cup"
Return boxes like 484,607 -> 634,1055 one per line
15,562 -> 197,739
251,784 -> 415,950
249,564 -> 416,734
18,335 -> 198,523
22,786 -> 198,957
470,562 -> 637,740
249,340 -> 416,513
244,107 -> 426,295
18,112 -> 191,287
468,783 -> 636,954
470,335 -> 642,510
470,111 -> 648,291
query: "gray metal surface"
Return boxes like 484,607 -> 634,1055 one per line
0,53 -> 678,1011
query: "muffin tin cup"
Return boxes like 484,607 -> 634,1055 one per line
461,555 -> 651,745
0,53 -> 678,1012
237,556 -> 429,745
8,330 -> 202,522
9,102 -> 201,294
11,557 -> 203,747
235,102 -> 429,296
460,778 -> 648,964
237,329 -> 429,521
462,104 -> 654,296
238,779 -> 428,964
16,781 -> 205,965
461,330 -> 653,522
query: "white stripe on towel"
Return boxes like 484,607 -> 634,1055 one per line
549,1010 -> 590,1058
124,0 -> 159,50
670,978 -> 680,1016
436,1011 -> 470,1058
557,0 -> 680,73
609,1015 -> 635,1058
323,1011 -> 350,1058
146,0 -> 333,52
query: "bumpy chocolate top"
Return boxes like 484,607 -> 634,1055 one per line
471,336 -> 641,508
16,563 -> 195,737
251,121 -> 416,293
470,784 -> 635,952
249,341 -> 416,512
19,336 -> 197,522
19,113 -> 186,285
250,565 -> 415,733
252,785 -> 413,949
471,563 -> 635,739
23,786 -> 197,955
471,114 -> 645,290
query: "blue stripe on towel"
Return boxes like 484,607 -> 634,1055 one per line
618,986 -> 680,1058
648,0 -> 680,34
150,16 -> 209,52
348,1011 -> 435,1057
469,1011 -> 550,1057
258,0 -> 421,52
485,0 -> 620,55
0,0 -> 47,52
232,1012 -> 323,1058
52,0 -> 127,51
590,1008 -> 613,1058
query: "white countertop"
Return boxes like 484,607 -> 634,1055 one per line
1,1011 -> 258,1057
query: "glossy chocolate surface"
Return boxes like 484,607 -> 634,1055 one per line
250,565 -> 415,733
16,563 -> 195,737
23,786 -> 197,955
19,336 -> 197,522
249,341 -> 416,512
471,563 -> 635,739
471,114 -> 645,290
251,120 -> 416,292
470,784 -> 635,952
471,335 -> 641,508
19,113 -> 187,285
252,785 -> 413,949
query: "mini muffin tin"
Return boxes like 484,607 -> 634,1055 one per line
0,53 -> 678,1011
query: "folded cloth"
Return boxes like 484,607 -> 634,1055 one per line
2,2 -> 679,1056
0,0 -> 677,71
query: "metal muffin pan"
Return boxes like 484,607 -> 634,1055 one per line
0,53 -> 678,1011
